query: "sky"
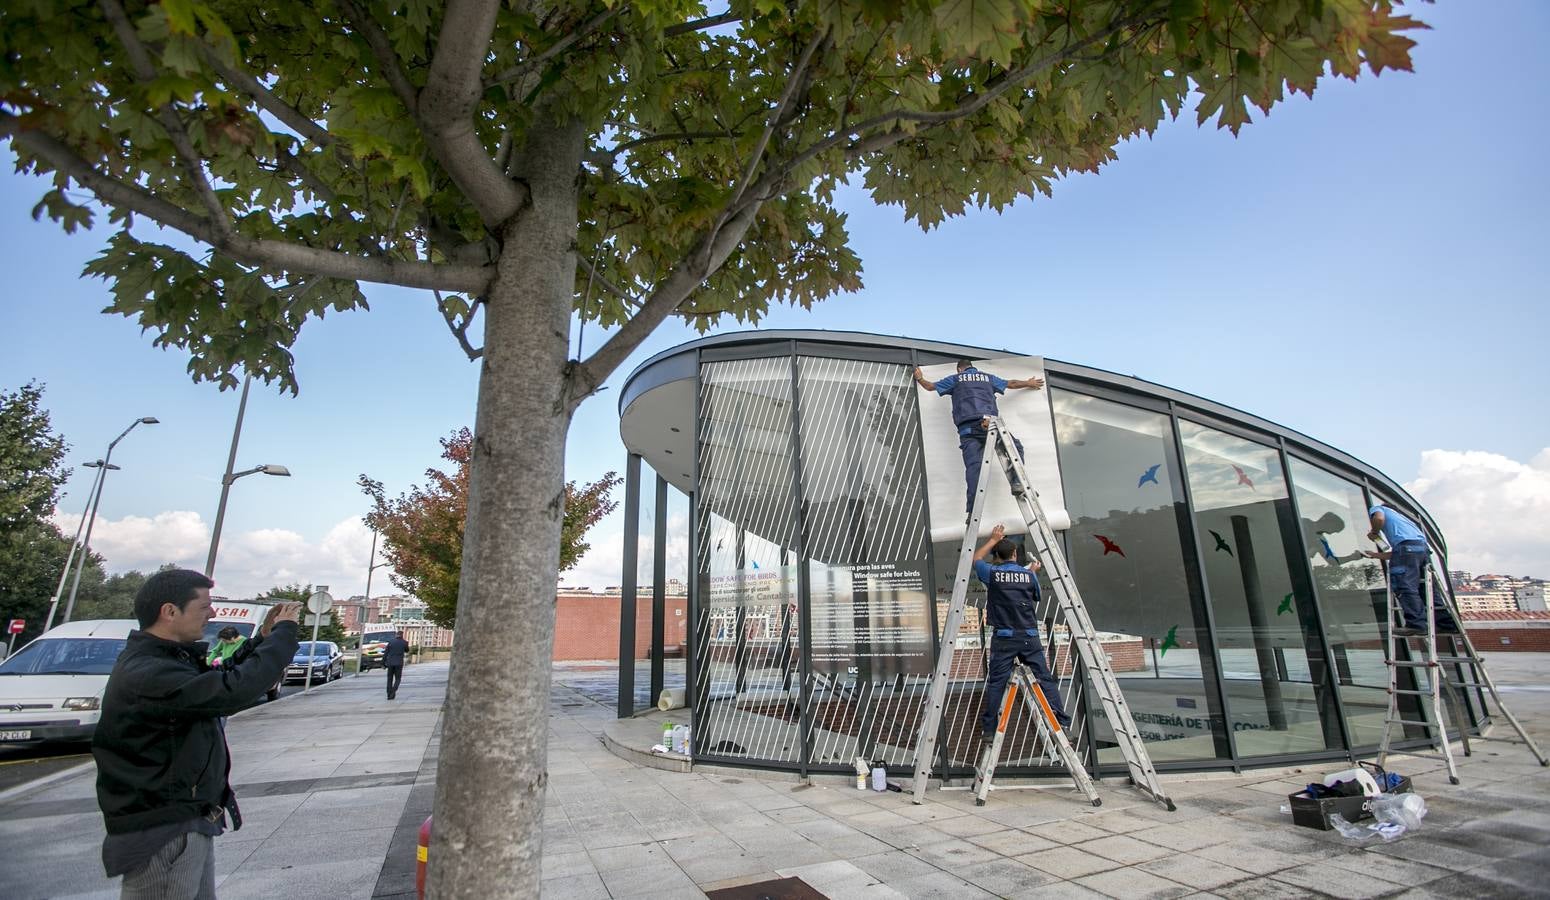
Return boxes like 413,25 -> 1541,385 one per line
2,2 -> 1547,605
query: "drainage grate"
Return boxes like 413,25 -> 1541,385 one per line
704,876 -> 828,900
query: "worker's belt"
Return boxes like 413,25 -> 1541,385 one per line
993,628 -> 1038,638
1395,540 -> 1427,551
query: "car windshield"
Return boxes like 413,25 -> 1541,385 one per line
364,633 -> 395,644
202,622 -> 255,643
0,638 -> 128,676
295,643 -> 332,655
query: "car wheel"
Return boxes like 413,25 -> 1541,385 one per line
266,685 -> 280,701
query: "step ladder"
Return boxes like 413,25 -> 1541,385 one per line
909,416 -> 1174,810
1377,561 -> 1548,782
972,660 -> 1099,807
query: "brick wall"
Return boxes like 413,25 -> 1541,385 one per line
553,593 -> 689,661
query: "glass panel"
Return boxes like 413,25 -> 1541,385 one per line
1052,390 -> 1228,763
694,358 -> 802,764
662,484 -> 690,700
796,357 -> 935,769
1179,420 -> 1342,757
630,460 -> 659,713
1287,458 -> 1426,747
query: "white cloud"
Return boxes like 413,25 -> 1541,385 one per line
51,510 -> 400,602
1406,448 -> 1550,578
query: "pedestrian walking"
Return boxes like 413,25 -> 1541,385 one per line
974,524 -> 1068,740
914,359 -> 1043,512
383,630 -> 410,699
92,569 -> 300,900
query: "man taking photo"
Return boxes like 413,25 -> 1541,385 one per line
92,568 -> 300,899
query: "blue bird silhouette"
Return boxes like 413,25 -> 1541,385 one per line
1318,535 -> 1338,563
1138,464 -> 1161,488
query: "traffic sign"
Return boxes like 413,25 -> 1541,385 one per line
8,620 -> 23,634
306,591 -> 334,615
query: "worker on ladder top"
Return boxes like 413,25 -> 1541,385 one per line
913,359 -> 1044,512
975,524 -> 1070,741
1361,503 -> 1459,636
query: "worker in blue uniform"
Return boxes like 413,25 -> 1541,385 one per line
974,523 -> 1069,741
1361,504 -> 1459,635
914,359 -> 1044,512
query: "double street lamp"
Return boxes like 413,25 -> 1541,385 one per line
44,416 -> 159,631
204,373 -> 291,578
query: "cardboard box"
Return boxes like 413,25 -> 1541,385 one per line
1288,776 -> 1413,831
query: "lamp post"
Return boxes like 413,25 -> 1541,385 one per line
204,464 -> 292,578
61,416 -> 159,624
42,460 -> 111,633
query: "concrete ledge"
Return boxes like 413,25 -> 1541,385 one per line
601,713 -> 692,773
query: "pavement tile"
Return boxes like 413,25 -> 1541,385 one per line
542,850 -> 597,880
588,840 -> 675,871
887,870 -> 999,898
673,847 -> 769,885
1191,841 -> 1304,876
598,861 -> 700,897
1025,819 -> 1111,845
1075,866 -> 1194,899
1074,834 -> 1172,865
1320,848 -> 1456,886
540,871 -> 612,900
1135,855 -> 1258,891
1018,845 -> 1116,880
965,828 -> 1058,857
1211,877 -> 1316,900
907,836 -> 1002,869
930,813 -> 1005,838
850,849 -> 945,882
1271,863 -> 1401,898
952,857 -> 1061,895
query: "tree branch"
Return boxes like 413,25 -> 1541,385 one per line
731,30 -> 827,206
333,0 -> 420,113
414,0 -> 529,227
568,201 -> 761,407
436,290 -> 484,360
98,0 -> 233,241
486,7 -> 622,87
663,12 -> 740,37
575,254 -> 639,308
198,43 -> 334,147
7,120 -> 493,293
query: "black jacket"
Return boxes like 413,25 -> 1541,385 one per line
92,621 -> 299,834
382,636 -> 410,667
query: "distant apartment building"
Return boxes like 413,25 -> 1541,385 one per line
1514,584 -> 1547,612
1453,589 -> 1517,614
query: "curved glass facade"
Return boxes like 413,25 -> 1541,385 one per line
618,332 -> 1466,774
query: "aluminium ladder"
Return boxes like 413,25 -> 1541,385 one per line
1377,561 -> 1548,782
908,416 -> 1174,810
972,659 -> 1099,807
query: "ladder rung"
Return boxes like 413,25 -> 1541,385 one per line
1390,688 -> 1431,696
1389,719 -> 1438,727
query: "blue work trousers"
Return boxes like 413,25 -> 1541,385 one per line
1389,543 -> 1458,632
959,429 -> 1025,512
981,633 -> 1069,734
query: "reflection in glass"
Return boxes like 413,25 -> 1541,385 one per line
695,358 -> 802,763
1179,421 -> 1341,757
796,357 -> 935,768
1287,459 -> 1426,747
1052,391 -> 1228,762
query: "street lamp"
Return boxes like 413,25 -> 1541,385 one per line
204,463 -> 291,577
42,460 -> 114,633
60,416 -> 159,625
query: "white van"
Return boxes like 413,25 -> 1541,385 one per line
206,600 -> 284,701
0,619 -> 136,743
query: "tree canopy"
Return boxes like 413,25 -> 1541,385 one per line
1,0 -> 1428,894
361,427 -> 619,628
0,382 -> 74,640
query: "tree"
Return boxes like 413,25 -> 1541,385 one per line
1,1 -> 1427,892
361,428 -> 619,629
257,583 -> 347,644
67,566 -> 149,622
0,383 -> 74,642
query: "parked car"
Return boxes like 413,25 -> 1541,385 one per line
285,641 -> 344,684
0,619 -> 135,744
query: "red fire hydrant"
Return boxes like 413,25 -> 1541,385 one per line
416,815 -> 433,899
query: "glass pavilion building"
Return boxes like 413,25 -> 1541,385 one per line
615,330 -> 1470,778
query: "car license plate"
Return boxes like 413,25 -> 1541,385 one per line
0,730 -> 32,741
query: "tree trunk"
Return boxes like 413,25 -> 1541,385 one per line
427,117 -> 585,899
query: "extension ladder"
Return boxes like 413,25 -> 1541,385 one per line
909,417 -> 1174,810
1378,561 -> 1548,782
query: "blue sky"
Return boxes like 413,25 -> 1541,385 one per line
3,1 -> 1547,601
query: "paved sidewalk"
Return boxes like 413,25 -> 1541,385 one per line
1,655 -> 1547,899
0,664 -> 440,900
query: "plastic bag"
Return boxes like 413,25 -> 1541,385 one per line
1372,792 -> 1427,831
1329,813 -> 1407,843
